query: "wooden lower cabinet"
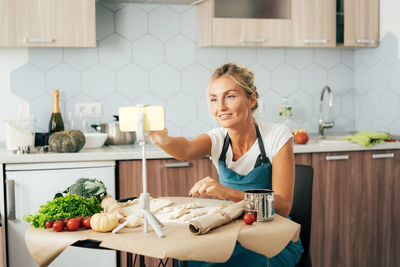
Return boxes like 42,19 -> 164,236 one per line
294,153 -> 312,165
117,157 -> 218,267
0,227 -> 4,267
311,151 -> 360,267
116,150 -> 400,267
357,150 -> 400,267
310,149 -> 400,267
118,158 -> 218,199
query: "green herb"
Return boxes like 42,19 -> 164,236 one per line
23,194 -> 103,228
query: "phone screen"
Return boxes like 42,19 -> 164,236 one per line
118,106 -> 165,132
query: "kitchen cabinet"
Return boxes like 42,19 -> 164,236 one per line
357,150 -> 400,267
197,0 -> 379,47
0,0 -> 96,47
0,165 -> 5,267
0,227 -> 4,267
344,0 -> 379,47
197,0 -> 292,47
118,157 -> 218,267
292,0 -> 336,47
294,153 -> 312,165
310,149 -> 399,267
118,158 -> 218,199
311,151 -> 359,267
4,161 -> 116,267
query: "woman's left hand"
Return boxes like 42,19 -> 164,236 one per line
189,177 -> 227,199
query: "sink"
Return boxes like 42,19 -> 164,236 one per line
307,135 -> 349,145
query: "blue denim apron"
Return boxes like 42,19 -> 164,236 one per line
188,126 -> 303,267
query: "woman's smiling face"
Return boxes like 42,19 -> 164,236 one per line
208,76 -> 256,129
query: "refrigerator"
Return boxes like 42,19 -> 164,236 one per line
4,161 -> 117,267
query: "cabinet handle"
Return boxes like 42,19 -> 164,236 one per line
242,38 -> 265,43
25,38 -> 54,43
164,162 -> 192,168
326,155 -> 349,161
372,153 -> 394,159
6,179 -> 16,220
304,39 -> 328,44
356,39 -> 375,44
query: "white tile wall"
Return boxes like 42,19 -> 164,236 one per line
10,2 -> 360,136
354,32 -> 400,135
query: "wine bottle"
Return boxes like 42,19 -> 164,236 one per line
49,89 -> 64,133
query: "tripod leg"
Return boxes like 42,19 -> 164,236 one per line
112,212 -> 141,234
152,212 -> 164,227
142,209 -> 165,238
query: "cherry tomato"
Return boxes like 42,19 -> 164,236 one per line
243,213 -> 256,225
45,221 -> 53,229
52,220 -> 65,232
294,132 -> 309,144
66,218 -> 80,231
76,217 -> 83,228
82,217 -> 91,229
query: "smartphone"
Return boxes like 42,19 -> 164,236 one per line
118,106 -> 165,132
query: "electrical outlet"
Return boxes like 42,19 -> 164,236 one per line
75,103 -> 102,118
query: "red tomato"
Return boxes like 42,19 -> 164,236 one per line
243,213 -> 256,225
66,218 -> 80,231
52,220 -> 65,232
76,217 -> 83,228
294,132 -> 309,144
45,221 -> 53,229
82,217 -> 91,229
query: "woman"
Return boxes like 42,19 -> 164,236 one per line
149,63 -> 303,267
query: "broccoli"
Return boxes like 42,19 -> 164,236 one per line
55,178 -> 107,200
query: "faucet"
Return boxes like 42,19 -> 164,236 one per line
318,86 -> 334,136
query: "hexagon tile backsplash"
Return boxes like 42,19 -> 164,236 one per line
9,2 -> 400,136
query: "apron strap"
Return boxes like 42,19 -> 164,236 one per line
254,125 -> 270,168
219,130 -> 231,162
218,125 -> 270,168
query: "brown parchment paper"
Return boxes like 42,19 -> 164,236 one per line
25,228 -> 113,267
25,197 -> 301,266
238,214 -> 301,258
100,220 -> 242,263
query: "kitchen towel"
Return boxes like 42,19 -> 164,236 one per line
342,131 -> 390,147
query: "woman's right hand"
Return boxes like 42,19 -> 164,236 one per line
147,128 -> 169,146
189,176 -> 228,200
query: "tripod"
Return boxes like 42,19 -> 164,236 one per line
112,107 -> 165,238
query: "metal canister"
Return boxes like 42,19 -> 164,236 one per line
244,189 -> 274,222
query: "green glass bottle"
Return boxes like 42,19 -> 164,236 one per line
49,89 -> 64,133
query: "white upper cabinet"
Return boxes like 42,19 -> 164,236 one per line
344,0 -> 379,47
197,0 -> 380,48
197,0 -> 292,47
0,0 -> 96,47
292,0 -> 336,47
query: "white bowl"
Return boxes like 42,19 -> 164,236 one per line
83,133 -> 108,149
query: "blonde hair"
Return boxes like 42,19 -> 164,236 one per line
210,63 -> 258,112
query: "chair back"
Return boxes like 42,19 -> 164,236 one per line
290,164 -> 314,267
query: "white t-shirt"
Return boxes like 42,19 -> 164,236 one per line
206,122 -> 293,176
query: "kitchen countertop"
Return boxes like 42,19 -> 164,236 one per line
0,139 -> 399,164
0,143 -> 171,164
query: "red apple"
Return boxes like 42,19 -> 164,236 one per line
294,132 -> 309,144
